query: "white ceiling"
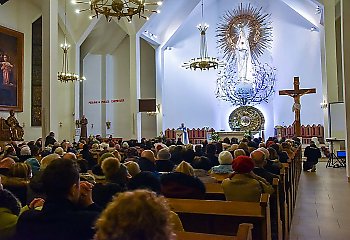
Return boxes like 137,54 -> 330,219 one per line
26,0 -> 326,54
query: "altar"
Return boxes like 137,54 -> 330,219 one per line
216,131 -> 259,141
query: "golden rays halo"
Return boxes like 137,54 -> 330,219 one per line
216,3 -> 273,62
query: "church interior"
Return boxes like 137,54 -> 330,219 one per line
0,0 -> 349,239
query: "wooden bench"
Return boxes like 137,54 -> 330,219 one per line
281,163 -> 291,232
209,173 -> 230,183
175,223 -> 253,240
167,194 -> 271,240
279,167 -> 289,240
272,178 -> 283,240
205,180 -> 283,240
204,182 -> 226,200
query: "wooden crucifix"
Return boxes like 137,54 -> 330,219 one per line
279,77 -> 316,137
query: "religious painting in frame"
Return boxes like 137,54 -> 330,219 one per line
0,25 -> 24,112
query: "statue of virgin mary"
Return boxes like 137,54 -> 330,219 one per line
235,24 -> 254,83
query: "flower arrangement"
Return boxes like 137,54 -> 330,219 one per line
210,131 -> 220,142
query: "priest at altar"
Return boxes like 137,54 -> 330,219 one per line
176,123 -> 189,144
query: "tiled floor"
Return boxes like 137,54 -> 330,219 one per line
290,162 -> 350,240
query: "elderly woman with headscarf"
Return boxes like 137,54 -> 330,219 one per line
222,156 -> 274,202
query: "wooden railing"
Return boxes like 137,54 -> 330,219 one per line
274,124 -> 324,144
165,128 -> 215,144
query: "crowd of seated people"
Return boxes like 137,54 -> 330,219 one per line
0,134 -> 300,240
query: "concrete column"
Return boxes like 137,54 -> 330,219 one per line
42,0 -> 58,142
340,0 -> 350,179
323,0 -> 339,104
156,47 -> 164,135
101,55 -> 107,138
320,0 -> 339,139
129,34 -> 141,140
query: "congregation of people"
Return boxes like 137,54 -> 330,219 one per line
0,132 -> 305,240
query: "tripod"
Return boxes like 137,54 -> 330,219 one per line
326,140 -> 346,168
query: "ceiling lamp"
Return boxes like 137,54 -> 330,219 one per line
182,0 -> 225,71
73,0 -> 163,22
58,0 -> 86,83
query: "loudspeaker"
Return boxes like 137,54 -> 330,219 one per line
139,99 -> 156,112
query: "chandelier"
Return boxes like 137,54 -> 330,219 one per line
58,0 -> 85,83
73,0 -> 163,22
215,62 -> 276,106
182,0 -> 225,71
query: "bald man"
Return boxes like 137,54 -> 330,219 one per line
141,150 -> 156,163
62,152 -> 77,161
251,149 -> 279,185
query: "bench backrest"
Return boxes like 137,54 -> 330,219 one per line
167,194 -> 271,240
175,223 -> 253,240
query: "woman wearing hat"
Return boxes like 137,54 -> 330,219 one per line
222,156 -> 274,202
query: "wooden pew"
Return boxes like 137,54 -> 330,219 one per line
205,180 -> 283,240
175,223 -> 253,240
210,173 -> 230,183
167,194 -> 271,240
272,178 -> 283,240
281,163 -> 292,231
279,166 -> 289,240
204,182 -> 226,200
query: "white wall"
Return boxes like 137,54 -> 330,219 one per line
163,0 -> 220,131
161,0 -> 324,138
271,0 -> 324,127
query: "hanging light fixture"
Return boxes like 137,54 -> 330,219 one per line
58,0 -> 86,83
182,0 -> 225,71
73,0 -> 163,22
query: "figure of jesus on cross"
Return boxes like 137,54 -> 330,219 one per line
279,77 -> 316,137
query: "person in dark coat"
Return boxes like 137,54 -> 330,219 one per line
303,141 -> 321,172
270,143 -> 289,163
92,157 -> 128,208
44,132 -> 56,147
81,144 -> 94,169
127,171 -> 161,193
160,161 -> 205,199
137,150 -> 157,172
251,150 -> 279,184
205,143 -> 219,167
155,148 -> 175,172
251,149 -> 284,240
15,158 -> 101,240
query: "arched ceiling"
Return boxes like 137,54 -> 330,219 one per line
24,0 -> 327,53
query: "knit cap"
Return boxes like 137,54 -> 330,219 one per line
232,156 -> 254,173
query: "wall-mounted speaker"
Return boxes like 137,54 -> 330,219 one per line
139,99 -> 156,112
